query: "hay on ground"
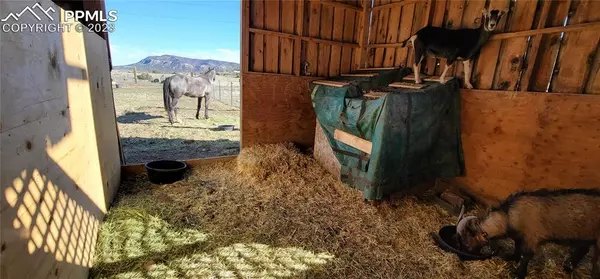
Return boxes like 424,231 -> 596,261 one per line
91,143 -> 593,279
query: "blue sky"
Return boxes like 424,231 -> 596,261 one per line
105,0 -> 241,66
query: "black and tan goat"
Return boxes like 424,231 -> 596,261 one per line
457,189 -> 600,279
401,8 -> 508,89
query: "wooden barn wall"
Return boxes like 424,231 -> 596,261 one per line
0,1 -> 121,278
365,0 -> 600,93
453,90 -> 600,205
242,0 -> 368,147
362,0 -> 600,204
242,0 -> 600,203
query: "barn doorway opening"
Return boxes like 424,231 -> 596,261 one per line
106,0 -> 241,165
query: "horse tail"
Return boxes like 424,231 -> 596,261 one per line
162,77 -> 171,112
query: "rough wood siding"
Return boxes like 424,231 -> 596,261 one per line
364,0 -> 600,93
241,73 -> 321,148
0,1 -> 121,278
452,90 -> 600,205
246,0 -> 363,77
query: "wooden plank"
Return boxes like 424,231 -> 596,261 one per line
341,73 -> 378,77
242,0 -> 250,73
440,0 -> 465,78
1,2 -> 121,277
455,0 -> 486,81
306,1 -> 321,76
373,0 -> 392,68
389,81 -> 429,89
492,0 -> 538,91
371,0 -> 420,11
329,7 -> 345,76
312,80 -> 350,87
584,42 -> 600,94
279,0 -> 295,75
473,0 -> 510,89
406,1 -> 427,71
320,0 -> 362,12
530,0 -> 571,92
403,74 -> 441,82
366,0 -> 381,68
122,155 -> 237,175
356,67 -> 396,71
382,1 -> 402,67
294,0 -> 305,76
519,0 -> 552,91
264,0 -> 280,73
318,3 -> 334,76
551,0 -> 600,93
394,2 -> 416,67
334,129 -> 373,154
356,0 -> 371,69
453,89 -> 600,205
425,0 -> 447,75
363,92 -> 388,99
340,10 -> 357,73
250,0 -> 264,72
242,73 -> 321,148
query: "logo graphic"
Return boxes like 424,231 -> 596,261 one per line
1,3 -> 56,22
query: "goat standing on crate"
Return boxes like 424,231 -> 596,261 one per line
401,8 -> 508,89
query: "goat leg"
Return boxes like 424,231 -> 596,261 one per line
463,59 -> 474,89
413,63 -> 422,84
512,246 -> 534,279
440,63 -> 453,84
564,244 -> 590,274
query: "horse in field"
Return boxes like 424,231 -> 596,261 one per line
162,68 -> 216,124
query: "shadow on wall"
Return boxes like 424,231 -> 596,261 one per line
120,137 -> 240,164
1,1 -> 120,278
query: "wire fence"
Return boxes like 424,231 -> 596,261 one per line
213,81 -> 241,109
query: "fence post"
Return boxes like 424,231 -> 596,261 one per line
133,66 -> 138,85
230,82 -> 233,106
219,81 -> 221,101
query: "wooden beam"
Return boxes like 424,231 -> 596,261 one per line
294,0 -> 305,76
490,21 -> 600,40
518,0 -> 551,91
371,0 -> 420,12
248,28 -> 360,48
389,82 -> 429,89
460,88 -> 597,97
356,0 -> 371,69
318,0 -> 362,12
241,0 -> 250,73
334,129 -> 372,154
365,21 -> 600,49
247,71 -> 324,79
340,73 -> 378,77
363,92 -> 388,99
313,80 -> 350,87
356,67 -> 397,71
121,155 -> 238,176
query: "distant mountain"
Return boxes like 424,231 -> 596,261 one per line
114,55 -> 240,73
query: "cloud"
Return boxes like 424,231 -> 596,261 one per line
109,44 -> 240,66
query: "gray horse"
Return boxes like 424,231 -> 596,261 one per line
162,68 -> 216,124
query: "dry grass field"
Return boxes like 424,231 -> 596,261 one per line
112,70 -> 241,164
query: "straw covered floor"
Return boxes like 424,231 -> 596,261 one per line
90,143 -> 593,278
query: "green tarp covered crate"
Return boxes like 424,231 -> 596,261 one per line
310,68 -> 465,200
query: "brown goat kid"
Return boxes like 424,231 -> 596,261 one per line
459,189 -> 600,279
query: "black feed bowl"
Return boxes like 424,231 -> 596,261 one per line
144,160 -> 188,184
431,225 -> 492,261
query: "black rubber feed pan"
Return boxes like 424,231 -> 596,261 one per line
145,160 -> 187,184
431,225 -> 492,261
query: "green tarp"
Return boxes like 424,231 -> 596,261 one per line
311,68 -> 465,200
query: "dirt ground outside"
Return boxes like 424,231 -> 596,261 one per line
112,71 -> 241,165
